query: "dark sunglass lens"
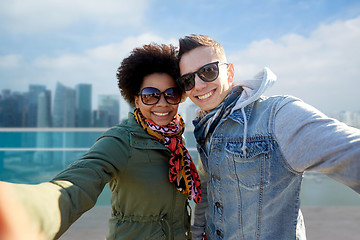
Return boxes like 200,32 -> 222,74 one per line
198,63 -> 219,82
178,74 -> 195,91
164,88 -> 181,104
140,88 -> 160,105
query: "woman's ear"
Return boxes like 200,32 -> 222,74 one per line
227,63 -> 235,83
134,96 -> 140,108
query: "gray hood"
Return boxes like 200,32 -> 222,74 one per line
231,67 -> 277,115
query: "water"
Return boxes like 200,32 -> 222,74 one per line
1,128 -> 359,206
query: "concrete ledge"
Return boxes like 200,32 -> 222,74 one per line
59,206 -> 360,240
302,206 -> 360,240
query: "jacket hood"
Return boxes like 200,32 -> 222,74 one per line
230,67 -> 276,155
230,67 -> 277,115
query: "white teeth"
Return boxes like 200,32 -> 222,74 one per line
198,91 -> 213,100
153,112 -> 169,116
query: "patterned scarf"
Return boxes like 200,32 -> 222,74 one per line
193,86 -> 243,144
134,108 -> 201,203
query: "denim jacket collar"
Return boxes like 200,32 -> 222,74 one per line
228,102 -> 254,125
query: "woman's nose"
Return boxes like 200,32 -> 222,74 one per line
156,94 -> 168,105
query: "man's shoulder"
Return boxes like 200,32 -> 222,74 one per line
257,95 -> 302,107
258,94 -> 288,102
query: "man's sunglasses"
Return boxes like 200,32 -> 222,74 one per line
138,87 -> 182,105
176,61 -> 228,91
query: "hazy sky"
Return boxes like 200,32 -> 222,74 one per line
0,0 -> 359,115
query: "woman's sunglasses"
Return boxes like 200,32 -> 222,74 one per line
176,61 -> 228,91
138,87 -> 182,105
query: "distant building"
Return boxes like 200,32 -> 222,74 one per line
119,98 -> 131,121
53,82 -> 76,127
330,111 -> 360,129
34,89 -> 53,164
94,95 -> 120,127
93,110 -> 108,127
26,85 -> 47,127
37,90 -> 52,127
76,84 -> 92,127
0,89 -> 26,127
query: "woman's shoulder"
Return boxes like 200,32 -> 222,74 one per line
104,124 -> 131,137
100,115 -> 152,143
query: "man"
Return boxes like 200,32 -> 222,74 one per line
177,34 -> 360,240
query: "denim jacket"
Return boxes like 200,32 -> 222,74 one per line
196,96 -> 306,240
193,94 -> 360,240
192,68 -> 360,240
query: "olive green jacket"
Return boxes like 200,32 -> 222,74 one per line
13,113 -> 192,240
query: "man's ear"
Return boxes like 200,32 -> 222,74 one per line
227,63 -> 235,83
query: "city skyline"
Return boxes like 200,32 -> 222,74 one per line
0,82 -> 122,128
1,81 -> 360,129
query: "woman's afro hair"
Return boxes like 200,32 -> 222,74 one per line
116,43 -> 180,107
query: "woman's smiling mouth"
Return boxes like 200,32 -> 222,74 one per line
153,112 -> 170,116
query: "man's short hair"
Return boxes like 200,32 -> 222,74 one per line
178,34 -> 226,61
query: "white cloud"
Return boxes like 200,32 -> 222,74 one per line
6,33 -> 176,115
0,54 -> 23,68
85,33 -> 177,62
31,33 -> 177,81
1,33 -> 176,91
229,16 -> 360,113
0,0 -> 148,33
34,54 -> 90,69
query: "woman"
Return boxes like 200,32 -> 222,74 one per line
0,43 -> 201,240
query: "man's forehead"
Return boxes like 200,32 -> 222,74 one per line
179,47 -> 218,73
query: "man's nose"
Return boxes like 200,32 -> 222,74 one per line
193,74 -> 207,90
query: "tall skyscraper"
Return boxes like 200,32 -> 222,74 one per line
0,90 -> 26,127
75,84 -> 92,127
26,84 -> 46,127
53,82 -> 76,127
37,90 -> 52,127
94,95 -> 120,127
52,82 -> 76,167
34,90 -> 53,164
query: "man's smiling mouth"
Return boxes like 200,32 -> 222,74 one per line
197,90 -> 214,100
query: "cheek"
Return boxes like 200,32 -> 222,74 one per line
186,89 -> 197,100
169,105 -> 179,118
173,105 -> 179,113
219,74 -> 231,90
138,106 -> 152,119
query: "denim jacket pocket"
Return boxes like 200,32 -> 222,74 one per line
225,140 -> 270,189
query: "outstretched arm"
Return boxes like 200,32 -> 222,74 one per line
275,97 -> 360,193
0,181 -> 48,240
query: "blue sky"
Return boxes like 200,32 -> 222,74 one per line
0,0 -> 360,115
